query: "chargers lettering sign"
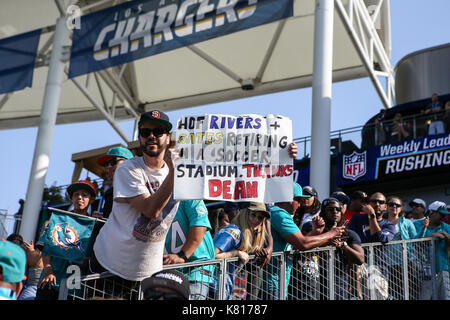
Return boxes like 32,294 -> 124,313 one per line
68,0 -> 293,78
337,133 -> 450,185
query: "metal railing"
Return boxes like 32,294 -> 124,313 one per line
294,110 -> 449,159
58,237 -> 448,300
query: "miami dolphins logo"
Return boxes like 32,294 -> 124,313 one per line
51,222 -> 84,252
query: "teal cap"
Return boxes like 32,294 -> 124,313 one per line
0,239 -> 26,283
97,147 -> 134,166
293,182 -> 308,198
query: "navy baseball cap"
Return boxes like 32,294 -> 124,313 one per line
302,186 -> 318,198
138,110 -> 172,131
331,191 -> 350,205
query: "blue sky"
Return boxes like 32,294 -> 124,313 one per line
1,0 -> 449,226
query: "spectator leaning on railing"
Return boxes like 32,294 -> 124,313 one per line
261,183 -> 345,300
303,197 -> 364,300
213,202 -> 271,300
163,199 -> 215,300
425,93 -> 445,135
347,192 -> 395,300
385,196 -> 424,299
89,110 -> 179,299
414,201 -> 450,300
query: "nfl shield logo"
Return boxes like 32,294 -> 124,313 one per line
343,151 -> 367,181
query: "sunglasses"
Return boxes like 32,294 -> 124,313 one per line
250,211 -> 266,221
104,158 -> 122,168
144,289 -> 184,300
326,206 -> 342,212
370,199 -> 386,205
388,202 -> 402,208
139,127 -> 168,138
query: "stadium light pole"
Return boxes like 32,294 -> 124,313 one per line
310,0 -> 334,199
20,16 -> 69,242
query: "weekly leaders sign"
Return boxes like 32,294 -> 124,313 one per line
68,0 -> 293,78
337,133 -> 450,185
173,114 -> 294,203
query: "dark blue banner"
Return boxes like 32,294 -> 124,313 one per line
68,0 -> 293,78
0,29 -> 41,94
337,133 -> 450,185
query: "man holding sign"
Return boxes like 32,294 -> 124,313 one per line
91,110 -> 179,287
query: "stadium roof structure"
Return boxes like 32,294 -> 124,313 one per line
0,0 -> 394,241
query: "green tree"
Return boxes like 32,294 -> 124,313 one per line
42,182 -> 68,205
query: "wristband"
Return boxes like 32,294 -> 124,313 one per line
177,250 -> 188,261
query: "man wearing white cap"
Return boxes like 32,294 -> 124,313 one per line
414,200 -> 450,300
409,198 -> 427,223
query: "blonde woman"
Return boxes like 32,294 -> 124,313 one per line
213,202 -> 270,300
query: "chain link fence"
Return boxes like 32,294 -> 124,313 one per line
58,238 -> 448,300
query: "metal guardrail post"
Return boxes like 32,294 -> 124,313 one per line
279,252 -> 287,300
402,242 -> 409,300
430,239 -> 437,300
58,277 -> 69,300
328,248 -> 335,300
218,258 -> 227,300
368,245 -> 375,300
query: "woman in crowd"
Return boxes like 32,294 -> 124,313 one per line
293,186 -> 321,231
213,202 -> 270,300
385,196 -> 422,299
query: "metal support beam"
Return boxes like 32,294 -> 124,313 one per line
67,69 -> 131,144
187,45 -> 243,84
20,16 -> 69,242
310,0 -> 334,199
255,19 -> 286,83
97,70 -> 140,117
335,0 -> 394,109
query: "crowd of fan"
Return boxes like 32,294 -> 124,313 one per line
1,109 -> 449,301
2,183 -> 449,300
370,93 -> 450,146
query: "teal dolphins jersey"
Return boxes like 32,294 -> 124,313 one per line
165,200 -> 215,283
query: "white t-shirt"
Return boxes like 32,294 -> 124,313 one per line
93,157 -> 179,281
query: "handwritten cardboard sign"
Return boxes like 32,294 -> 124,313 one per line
173,114 -> 293,203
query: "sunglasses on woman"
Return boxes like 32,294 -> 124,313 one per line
387,202 -> 402,208
139,127 -> 168,138
250,211 -> 266,221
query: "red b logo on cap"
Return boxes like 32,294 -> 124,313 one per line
151,111 -> 160,119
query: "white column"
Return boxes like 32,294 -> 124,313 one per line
310,0 -> 334,199
20,17 -> 69,242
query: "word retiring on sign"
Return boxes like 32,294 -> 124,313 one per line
174,115 -> 288,164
